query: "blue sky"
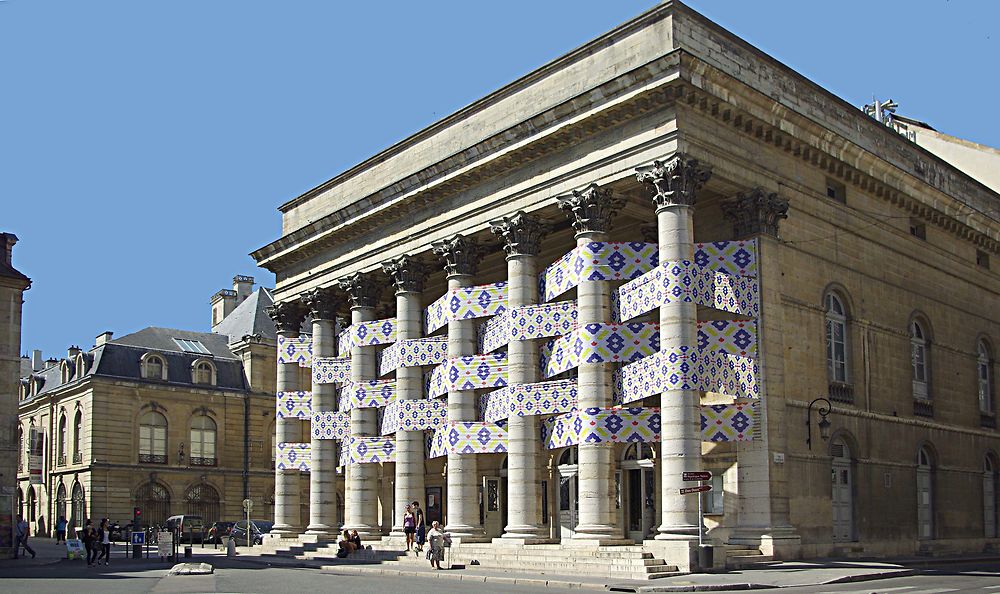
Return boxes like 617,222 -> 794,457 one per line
3,0 -> 997,359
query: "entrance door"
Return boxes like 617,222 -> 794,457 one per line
557,447 -> 578,541
482,477 -> 503,537
831,439 -> 854,542
621,443 -> 656,542
917,447 -> 934,539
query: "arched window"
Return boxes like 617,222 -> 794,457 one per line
75,354 -> 87,378
142,354 -> 166,380
185,483 -> 220,524
58,414 -> 67,466
26,486 -> 36,522
917,446 -> 935,539
192,360 -> 215,386
134,482 -> 170,528
73,410 -> 83,464
70,483 -> 85,532
55,483 -> 67,525
138,411 -> 168,464
190,415 -> 217,466
979,340 -> 995,415
911,319 -> 931,401
826,292 -> 850,384
17,426 -> 23,472
60,361 -> 72,384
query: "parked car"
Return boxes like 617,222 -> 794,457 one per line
207,521 -> 237,544
165,515 -> 206,543
229,520 -> 274,546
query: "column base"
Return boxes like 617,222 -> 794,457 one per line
564,536 -> 634,547
492,536 -> 555,546
729,525 -> 802,559
571,523 -> 621,542
303,526 -> 337,540
655,522 -> 701,540
498,523 -> 551,544
268,523 -> 302,537
643,538 -> 700,573
444,523 -> 487,542
340,523 -> 382,539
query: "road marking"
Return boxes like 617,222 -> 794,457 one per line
903,589 -> 958,594
818,587 -> 915,594
982,586 -> 1000,590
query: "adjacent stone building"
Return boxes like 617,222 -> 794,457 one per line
250,1 -> 999,573
16,277 -> 282,533
1,233 -> 31,558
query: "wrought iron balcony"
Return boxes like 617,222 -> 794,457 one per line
190,456 -> 217,467
913,399 -> 934,418
828,382 -> 854,405
138,453 -> 167,464
73,452 -> 83,464
981,413 -> 997,429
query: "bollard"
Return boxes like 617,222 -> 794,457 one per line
184,545 -> 192,559
226,536 -> 236,558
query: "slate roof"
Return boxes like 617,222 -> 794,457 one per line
213,287 -> 277,343
110,327 -> 238,359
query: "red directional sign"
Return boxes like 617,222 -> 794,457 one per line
680,485 -> 713,495
682,471 -> 713,481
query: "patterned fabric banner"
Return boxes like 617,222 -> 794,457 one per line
698,319 -> 757,358
481,380 -> 578,423
276,391 -> 312,419
700,401 -> 758,442
350,436 -> 396,464
277,336 -> 313,367
428,421 -> 508,458
539,323 -> 660,377
480,301 -> 578,353
378,337 -> 449,376
380,398 -> 448,435
540,407 -> 661,448
695,241 -> 757,278
425,282 -> 508,334
313,357 -> 351,385
339,436 -> 351,468
312,411 -> 351,440
615,261 -> 759,322
337,318 -> 398,351
276,442 -> 311,472
427,352 -> 509,397
541,242 -> 658,301
343,380 -> 397,410
614,347 -> 759,404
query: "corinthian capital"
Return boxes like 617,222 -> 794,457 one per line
303,287 -> 340,321
557,184 -> 624,237
381,255 -> 427,293
635,154 -> 712,211
489,211 -> 550,258
266,300 -> 306,335
432,235 -> 479,277
336,272 -> 380,309
720,187 -> 789,239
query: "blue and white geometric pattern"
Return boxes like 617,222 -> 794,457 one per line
697,320 -> 757,358
428,421 -> 508,458
277,336 -> 313,367
614,346 -> 758,404
425,282 -> 508,334
616,261 -> 759,322
540,407 -> 661,448
695,241 -> 757,278
342,379 -> 397,410
350,436 -> 396,464
700,401 -> 759,442
539,323 -> 660,377
540,242 -> 658,301
276,391 -> 312,419
427,352 -> 508,397
380,398 -> 448,435
481,380 -> 578,423
338,318 -> 398,351
276,442 -> 311,472
313,357 -> 351,385
479,300 -> 578,353
378,337 -> 449,376
312,411 -> 351,440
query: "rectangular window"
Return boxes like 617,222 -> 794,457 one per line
704,474 -> 724,515
909,219 -> 926,240
173,338 -> 211,354
825,178 -> 846,203
977,250 -> 990,269
139,425 -> 166,456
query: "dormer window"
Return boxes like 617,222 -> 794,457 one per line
75,354 -> 87,378
192,359 -> 216,386
60,361 -> 72,384
141,353 -> 167,381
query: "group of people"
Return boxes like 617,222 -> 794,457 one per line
78,518 -> 113,566
336,529 -> 363,557
402,501 -> 447,570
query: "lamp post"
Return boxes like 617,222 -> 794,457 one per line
806,398 -> 832,450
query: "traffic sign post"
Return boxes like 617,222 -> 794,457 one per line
682,471 -> 712,482
131,531 -> 145,559
243,498 -> 253,548
679,485 -> 713,495
679,471 -> 714,549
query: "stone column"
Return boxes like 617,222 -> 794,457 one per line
558,184 -> 625,541
304,287 -> 340,539
490,212 -> 551,542
382,255 -> 427,536
267,300 -> 307,537
433,235 -> 485,539
636,154 -> 711,539
337,272 -> 382,537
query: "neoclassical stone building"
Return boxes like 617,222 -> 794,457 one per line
16,277 -> 284,534
251,1 -> 1000,573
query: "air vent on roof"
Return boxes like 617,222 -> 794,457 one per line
173,338 -> 211,355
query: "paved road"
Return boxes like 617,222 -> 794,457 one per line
0,558 -> 553,594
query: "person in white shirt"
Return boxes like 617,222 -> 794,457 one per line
426,521 -> 446,570
97,518 -> 112,565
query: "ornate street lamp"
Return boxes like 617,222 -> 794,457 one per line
806,397 -> 832,450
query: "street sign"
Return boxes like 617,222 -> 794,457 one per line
682,471 -> 713,481
157,531 -> 173,558
243,498 -> 253,512
131,531 -> 145,545
680,485 -> 713,495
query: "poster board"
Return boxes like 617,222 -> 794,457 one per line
157,531 -> 173,557
66,539 -> 85,560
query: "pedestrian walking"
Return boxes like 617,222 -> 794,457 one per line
37,515 -> 46,539
412,500 -> 426,553
55,515 -> 67,544
426,521 -> 446,570
14,515 -> 35,559
82,518 -> 98,566
97,518 -> 112,565
402,505 -> 416,551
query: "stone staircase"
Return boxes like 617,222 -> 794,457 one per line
724,546 -> 778,569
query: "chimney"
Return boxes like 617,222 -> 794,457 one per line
95,331 -> 113,346
211,289 -> 237,329
233,275 -> 254,304
67,345 -> 81,361
1,233 -> 16,267
31,349 -> 43,371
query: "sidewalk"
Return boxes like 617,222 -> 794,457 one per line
0,537 -> 70,567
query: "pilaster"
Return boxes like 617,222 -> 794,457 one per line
719,187 -> 790,239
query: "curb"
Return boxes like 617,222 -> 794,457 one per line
634,569 -> 919,592
318,564 -> 610,590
